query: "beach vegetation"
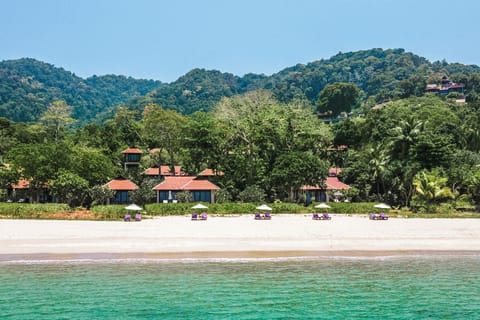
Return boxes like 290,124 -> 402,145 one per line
412,170 -> 454,213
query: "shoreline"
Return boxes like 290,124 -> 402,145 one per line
2,250 -> 480,263
2,215 -> 480,261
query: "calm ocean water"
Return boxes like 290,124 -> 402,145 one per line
1,255 -> 479,319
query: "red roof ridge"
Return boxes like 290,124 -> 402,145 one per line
122,147 -> 142,154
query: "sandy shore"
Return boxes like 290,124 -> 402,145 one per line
1,215 -> 480,259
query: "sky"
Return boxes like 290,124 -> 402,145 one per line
1,0 -> 479,82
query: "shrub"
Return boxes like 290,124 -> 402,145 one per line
238,185 -> 265,202
214,189 -> 232,203
0,203 -> 71,219
176,191 -> 193,203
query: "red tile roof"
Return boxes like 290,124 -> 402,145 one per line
301,177 -> 350,191
145,166 -> 184,176
121,147 -> 142,154
183,179 -> 221,190
153,176 -> 194,190
198,168 -> 224,176
12,179 -> 30,189
325,177 -> 350,190
153,176 -> 220,191
105,178 -> 139,191
328,167 -> 342,177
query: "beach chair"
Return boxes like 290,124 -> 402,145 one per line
264,212 -> 272,220
135,213 -> 142,221
124,214 -> 131,222
200,212 -> 208,220
369,213 -> 378,220
254,212 -> 262,220
191,213 -> 198,220
379,212 -> 389,220
321,212 -> 332,220
312,212 -> 320,220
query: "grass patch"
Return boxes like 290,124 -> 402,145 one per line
1,202 -> 478,220
0,203 -> 72,219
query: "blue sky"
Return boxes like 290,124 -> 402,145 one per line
1,0 -> 478,82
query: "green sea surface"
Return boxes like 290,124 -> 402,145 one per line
1,255 -> 479,319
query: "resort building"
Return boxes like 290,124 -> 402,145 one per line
104,177 -> 139,204
122,147 -> 142,171
301,167 -> 350,203
8,179 -> 51,203
144,165 -> 185,177
153,176 -> 220,203
425,76 -> 464,95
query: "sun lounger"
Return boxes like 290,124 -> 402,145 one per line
263,212 -> 271,220
191,213 -> 198,220
320,212 -> 331,220
124,214 -> 131,221
200,212 -> 208,220
312,212 -> 320,220
254,212 -> 262,220
379,212 -> 389,220
135,213 -> 142,221
369,213 -> 378,220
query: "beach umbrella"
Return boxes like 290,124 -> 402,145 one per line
314,203 -> 331,209
256,204 -> 272,211
191,203 -> 208,209
374,203 -> 391,209
125,204 -> 143,211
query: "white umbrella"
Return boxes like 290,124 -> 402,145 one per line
125,204 -> 143,211
191,203 -> 208,209
374,203 -> 391,209
315,203 -> 331,209
256,204 -> 272,211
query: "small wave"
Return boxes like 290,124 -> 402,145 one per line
1,252 -> 479,265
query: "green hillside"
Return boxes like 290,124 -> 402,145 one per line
2,49 -> 480,123
0,58 -> 161,123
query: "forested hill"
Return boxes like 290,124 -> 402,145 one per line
111,48 -> 480,115
2,49 -> 480,123
0,58 -> 161,123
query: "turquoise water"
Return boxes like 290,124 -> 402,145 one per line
1,256 -> 479,319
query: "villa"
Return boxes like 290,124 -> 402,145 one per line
425,76 -> 464,95
153,176 -> 220,203
301,167 -> 350,202
104,177 -> 139,204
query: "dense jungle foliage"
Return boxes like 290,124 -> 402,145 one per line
1,48 -> 480,212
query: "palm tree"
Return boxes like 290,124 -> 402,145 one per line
413,170 -> 453,205
368,144 -> 390,197
388,116 -> 423,160
466,171 -> 480,211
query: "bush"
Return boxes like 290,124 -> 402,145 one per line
0,203 -> 71,219
238,185 -> 265,202
214,189 -> 232,203
176,191 -> 193,203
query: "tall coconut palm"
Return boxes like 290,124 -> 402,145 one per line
388,116 -> 423,160
368,143 -> 390,197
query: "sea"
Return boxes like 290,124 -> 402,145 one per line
1,254 -> 479,319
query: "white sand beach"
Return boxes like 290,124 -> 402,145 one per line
1,215 -> 480,258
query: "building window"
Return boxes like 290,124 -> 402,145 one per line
126,154 -> 141,162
